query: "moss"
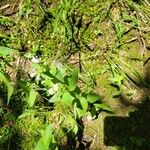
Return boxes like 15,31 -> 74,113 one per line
0,0 -> 150,149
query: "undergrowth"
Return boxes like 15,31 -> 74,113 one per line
0,0 -> 150,149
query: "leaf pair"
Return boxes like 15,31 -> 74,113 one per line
76,93 -> 100,118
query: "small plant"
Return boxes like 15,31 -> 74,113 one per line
28,62 -> 111,118
0,0 -> 149,149
14,60 -> 112,149
108,62 -> 125,89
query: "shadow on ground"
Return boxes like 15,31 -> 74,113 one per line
104,65 -> 150,150
104,96 -> 150,150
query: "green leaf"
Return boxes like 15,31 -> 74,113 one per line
28,86 -> 36,107
110,75 -> 124,88
0,34 -> 8,39
50,94 -> 60,103
67,69 -> 78,91
35,139 -> 46,150
35,125 -> 53,150
73,0 -> 78,5
76,97 -> 88,118
49,67 -> 64,83
0,71 -> 13,105
7,82 -> 13,105
66,115 -> 78,134
94,103 -> 113,112
42,126 -> 53,148
87,93 -> 100,103
55,69 -> 64,83
0,46 -> 14,57
61,91 -> 74,106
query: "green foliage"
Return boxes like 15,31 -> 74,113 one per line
66,69 -> 78,92
0,0 -> 149,149
18,79 -> 37,107
0,16 -> 14,26
108,62 -> 125,89
76,96 -> 88,118
61,91 -> 74,106
87,93 -> 100,103
122,12 -> 140,27
94,103 -> 113,112
0,46 -> 14,57
0,71 -> 13,105
28,86 -> 36,107
18,0 -> 32,17
53,0 -> 78,43
0,126 -> 14,144
34,64 -> 105,118
35,125 -> 58,150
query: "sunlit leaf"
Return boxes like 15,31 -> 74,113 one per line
55,69 -> 64,83
61,91 -> 74,106
35,125 -> 53,150
94,103 -> 113,112
87,93 -> 100,103
50,94 -> 60,103
0,46 -> 14,56
67,69 -> 78,91
76,97 -> 88,118
42,125 -> 53,148
35,140 -> 46,150
28,86 -> 36,107
7,82 -> 13,105
49,67 -> 64,83
73,124 -> 78,135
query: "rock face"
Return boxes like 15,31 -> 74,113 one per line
81,112 -> 108,150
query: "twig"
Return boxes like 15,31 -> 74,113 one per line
0,4 -> 10,11
144,0 -> 150,7
125,37 -> 138,44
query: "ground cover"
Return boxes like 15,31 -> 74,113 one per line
0,0 -> 150,149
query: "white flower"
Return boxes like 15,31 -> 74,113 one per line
31,56 -> 41,64
29,68 -> 37,78
52,60 -> 63,69
35,75 -> 41,81
29,72 -> 36,78
53,84 -> 59,92
47,84 -> 59,95
47,88 -> 55,95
